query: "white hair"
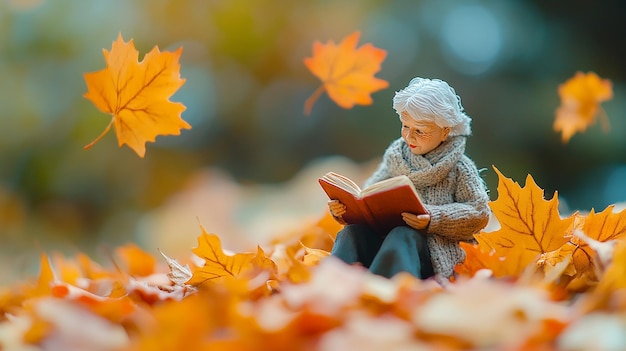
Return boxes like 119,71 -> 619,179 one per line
392,77 -> 472,136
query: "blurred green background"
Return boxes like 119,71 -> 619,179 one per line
1,0 -> 625,281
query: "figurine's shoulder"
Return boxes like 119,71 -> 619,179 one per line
455,154 -> 485,180
458,154 -> 477,166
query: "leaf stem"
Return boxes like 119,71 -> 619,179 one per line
84,117 -> 114,150
304,85 -> 326,116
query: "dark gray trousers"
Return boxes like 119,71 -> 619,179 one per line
331,224 -> 434,279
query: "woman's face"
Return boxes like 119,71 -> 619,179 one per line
400,112 -> 450,155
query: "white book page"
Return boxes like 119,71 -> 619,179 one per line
360,175 -> 414,197
322,172 -> 361,196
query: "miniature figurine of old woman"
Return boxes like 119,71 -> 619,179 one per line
328,77 -> 490,280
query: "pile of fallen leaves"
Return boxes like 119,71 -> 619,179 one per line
2,33 -> 622,350
2,167 -> 626,350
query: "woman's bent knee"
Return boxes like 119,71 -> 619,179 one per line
382,226 -> 428,251
385,226 -> 422,240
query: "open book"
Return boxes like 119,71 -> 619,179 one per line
319,171 -> 428,234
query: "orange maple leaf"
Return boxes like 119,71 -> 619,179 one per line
474,167 -> 575,277
115,243 -> 157,277
455,242 -> 507,277
130,293 -> 217,350
50,283 -> 135,324
187,228 -> 275,286
553,71 -> 613,143
51,253 -> 82,286
35,253 -> 56,296
303,31 -> 388,115
83,33 -> 190,157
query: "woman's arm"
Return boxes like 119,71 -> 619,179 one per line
426,157 -> 490,241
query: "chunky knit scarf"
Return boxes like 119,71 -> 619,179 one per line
383,136 -> 466,188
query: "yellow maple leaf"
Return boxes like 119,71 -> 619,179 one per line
301,243 -> 330,266
579,205 -> 626,243
474,167 -> 575,276
285,255 -> 312,284
250,246 -> 278,277
83,33 -> 190,157
553,71 -> 613,143
579,239 -> 626,312
568,206 -> 626,287
303,31 -> 388,115
187,228 -> 273,286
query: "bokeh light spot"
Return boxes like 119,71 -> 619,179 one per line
603,166 -> 626,206
441,4 -> 502,74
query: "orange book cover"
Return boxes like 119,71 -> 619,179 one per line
318,172 -> 428,234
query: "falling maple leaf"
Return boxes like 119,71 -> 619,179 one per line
83,33 -> 190,157
473,167 -> 575,277
303,31 -> 388,115
553,71 -> 613,143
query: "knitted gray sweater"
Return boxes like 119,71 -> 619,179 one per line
364,136 -> 490,278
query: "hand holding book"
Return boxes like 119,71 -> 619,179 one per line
401,212 -> 430,230
319,172 -> 429,234
328,199 -> 346,217
329,199 -> 430,230
327,200 -> 348,225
